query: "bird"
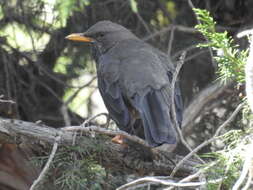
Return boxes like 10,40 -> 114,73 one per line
66,21 -> 183,152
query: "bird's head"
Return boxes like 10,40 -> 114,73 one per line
65,21 -> 137,53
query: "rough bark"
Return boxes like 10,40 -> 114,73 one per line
0,117 -> 199,178
182,80 -> 233,135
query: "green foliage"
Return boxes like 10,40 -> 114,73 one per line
166,1 -> 177,19
34,144 -> 116,190
242,101 -> 253,125
0,23 -> 50,50
0,6 -> 3,20
194,8 -> 248,83
202,130 -> 247,189
130,0 -> 138,13
151,1 -> 177,27
54,56 -> 72,74
54,155 -> 105,190
206,155 -> 242,190
155,10 -> 170,26
55,0 -> 89,26
193,9 -> 252,189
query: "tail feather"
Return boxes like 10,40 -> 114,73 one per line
133,88 -> 178,147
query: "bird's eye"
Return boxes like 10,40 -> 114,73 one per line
97,33 -> 104,38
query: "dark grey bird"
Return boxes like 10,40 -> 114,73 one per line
66,21 -> 183,151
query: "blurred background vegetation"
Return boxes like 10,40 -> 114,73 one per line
0,0 -> 253,189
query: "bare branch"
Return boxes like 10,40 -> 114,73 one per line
143,25 -> 197,42
167,25 -> 175,57
171,52 -> 205,164
232,138 -> 253,190
182,80 -> 233,135
0,95 -> 15,104
30,135 -> 61,190
171,102 -> 244,177
81,112 -> 110,127
0,117 -> 199,177
117,175 -> 222,190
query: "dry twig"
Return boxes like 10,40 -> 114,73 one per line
232,138 -> 253,190
29,134 -> 61,190
0,95 -> 15,104
116,175 -> 222,190
171,52 -> 205,164
171,102 -> 244,176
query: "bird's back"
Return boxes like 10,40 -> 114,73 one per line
99,39 -> 174,98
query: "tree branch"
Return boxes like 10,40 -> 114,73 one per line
0,117 -> 199,177
182,80 -> 233,135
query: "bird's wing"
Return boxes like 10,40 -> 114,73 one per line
97,57 -> 132,133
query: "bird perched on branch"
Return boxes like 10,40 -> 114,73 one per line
66,21 -> 183,152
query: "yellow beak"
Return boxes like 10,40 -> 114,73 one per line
65,33 -> 94,42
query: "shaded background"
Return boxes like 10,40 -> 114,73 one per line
0,0 -> 252,189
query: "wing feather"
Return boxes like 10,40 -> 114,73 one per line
98,77 -> 132,132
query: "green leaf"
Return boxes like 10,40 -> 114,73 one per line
193,8 -> 248,83
130,0 -> 138,13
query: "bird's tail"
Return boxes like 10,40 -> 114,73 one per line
133,88 -> 179,147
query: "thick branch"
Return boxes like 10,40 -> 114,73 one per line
182,80 -> 233,135
0,117 -> 199,177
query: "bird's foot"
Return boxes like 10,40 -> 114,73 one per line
153,143 -> 177,153
111,135 -> 128,148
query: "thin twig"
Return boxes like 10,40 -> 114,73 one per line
167,25 -> 175,57
136,13 -> 152,35
183,49 -> 208,62
143,25 -> 197,41
61,104 -> 71,126
60,76 -> 96,126
171,102 -> 244,176
172,44 -> 199,59
78,113 -> 110,140
166,162 -> 217,190
29,134 -> 61,190
170,52 -> 205,166
65,76 -> 97,105
241,163 -> 252,190
143,23 -> 233,42
237,29 -> 253,38
232,140 -> 253,190
81,112 -> 109,127
0,95 -> 15,104
10,47 -> 96,89
116,176 -> 222,190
